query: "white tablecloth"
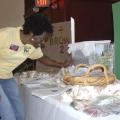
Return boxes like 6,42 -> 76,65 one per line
20,85 -> 120,120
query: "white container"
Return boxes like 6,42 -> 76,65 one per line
68,40 -> 113,71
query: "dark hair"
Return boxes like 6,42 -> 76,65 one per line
23,13 -> 53,35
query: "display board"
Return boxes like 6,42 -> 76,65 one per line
36,19 -> 74,73
112,1 -> 120,79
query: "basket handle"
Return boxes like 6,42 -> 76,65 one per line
85,64 -> 109,84
75,64 -> 89,70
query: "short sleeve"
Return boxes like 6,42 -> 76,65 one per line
28,47 -> 43,60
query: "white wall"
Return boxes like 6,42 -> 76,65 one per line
0,0 -> 24,28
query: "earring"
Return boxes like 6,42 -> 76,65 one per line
31,38 -> 34,41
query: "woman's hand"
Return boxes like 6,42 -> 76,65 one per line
60,59 -> 73,68
38,55 -> 73,68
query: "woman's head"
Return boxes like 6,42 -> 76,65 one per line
22,13 -> 53,48
23,13 -> 53,35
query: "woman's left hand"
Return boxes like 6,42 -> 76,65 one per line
60,59 -> 73,68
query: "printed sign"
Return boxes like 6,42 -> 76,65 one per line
36,20 -> 73,73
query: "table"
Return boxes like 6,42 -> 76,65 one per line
20,85 -> 120,120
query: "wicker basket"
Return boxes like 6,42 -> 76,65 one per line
63,64 -> 116,86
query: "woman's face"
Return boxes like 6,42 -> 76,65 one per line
27,32 -> 53,48
30,35 -> 43,48
28,33 -> 47,48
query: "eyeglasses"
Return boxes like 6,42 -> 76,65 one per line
32,33 -> 52,43
31,35 -> 44,43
